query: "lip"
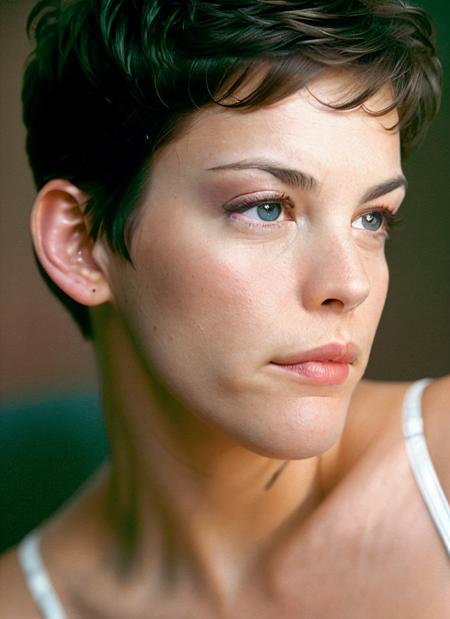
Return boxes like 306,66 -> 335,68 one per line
272,342 -> 358,366
269,342 -> 358,386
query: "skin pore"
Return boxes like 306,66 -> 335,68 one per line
25,72 -> 411,616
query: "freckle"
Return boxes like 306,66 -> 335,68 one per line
152,325 -> 157,333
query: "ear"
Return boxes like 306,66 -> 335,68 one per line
31,179 -> 112,306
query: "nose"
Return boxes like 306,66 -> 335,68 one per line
300,233 -> 371,313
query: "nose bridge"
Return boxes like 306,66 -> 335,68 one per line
301,226 -> 370,312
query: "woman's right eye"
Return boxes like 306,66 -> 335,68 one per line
224,194 -> 294,225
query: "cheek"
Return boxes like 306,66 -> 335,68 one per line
371,256 -> 389,311
361,254 -> 389,343
112,226 -> 293,414
126,227 -> 282,357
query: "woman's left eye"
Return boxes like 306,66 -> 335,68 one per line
352,209 -> 395,234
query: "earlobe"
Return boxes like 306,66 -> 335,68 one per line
31,179 -> 112,306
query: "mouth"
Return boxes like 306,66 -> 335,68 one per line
269,342 -> 358,386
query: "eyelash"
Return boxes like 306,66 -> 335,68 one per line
224,193 -> 401,236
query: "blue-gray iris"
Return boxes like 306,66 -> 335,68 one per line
362,212 -> 382,231
258,203 -> 282,221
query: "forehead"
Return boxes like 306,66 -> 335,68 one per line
155,72 -> 401,184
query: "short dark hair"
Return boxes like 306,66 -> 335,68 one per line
23,0 -> 442,338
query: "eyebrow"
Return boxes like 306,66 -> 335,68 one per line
359,176 -> 408,204
208,159 -> 317,192
207,158 -> 407,204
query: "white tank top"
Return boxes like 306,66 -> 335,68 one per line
17,379 -> 450,619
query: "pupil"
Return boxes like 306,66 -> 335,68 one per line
363,212 -> 382,231
257,203 -> 281,222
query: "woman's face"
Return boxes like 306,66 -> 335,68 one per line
99,73 -> 405,458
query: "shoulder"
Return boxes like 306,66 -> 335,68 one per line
338,378 -> 410,466
0,546 -> 41,619
344,375 -> 450,491
349,375 -> 449,433
318,377 -> 450,608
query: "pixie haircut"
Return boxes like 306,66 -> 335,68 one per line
23,0 -> 442,338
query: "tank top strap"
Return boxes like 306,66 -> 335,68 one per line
17,528 -> 69,619
402,378 -> 450,557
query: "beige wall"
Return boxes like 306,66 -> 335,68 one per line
1,0 -> 448,402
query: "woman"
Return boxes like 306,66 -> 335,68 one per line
0,0 -> 448,617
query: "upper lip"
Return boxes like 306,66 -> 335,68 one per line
271,342 -> 358,365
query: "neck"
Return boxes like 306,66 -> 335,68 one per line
91,308 -> 337,603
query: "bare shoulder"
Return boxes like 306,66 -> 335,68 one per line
339,378 -> 411,466
349,376 -> 411,417
342,375 -> 450,477
0,546 -> 40,619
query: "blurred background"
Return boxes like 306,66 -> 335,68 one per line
1,0 -> 449,403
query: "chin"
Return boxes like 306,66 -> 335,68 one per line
220,392 -> 352,460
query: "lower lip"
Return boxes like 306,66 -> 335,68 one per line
270,361 -> 350,385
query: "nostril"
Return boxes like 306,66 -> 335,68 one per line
322,298 -> 343,306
